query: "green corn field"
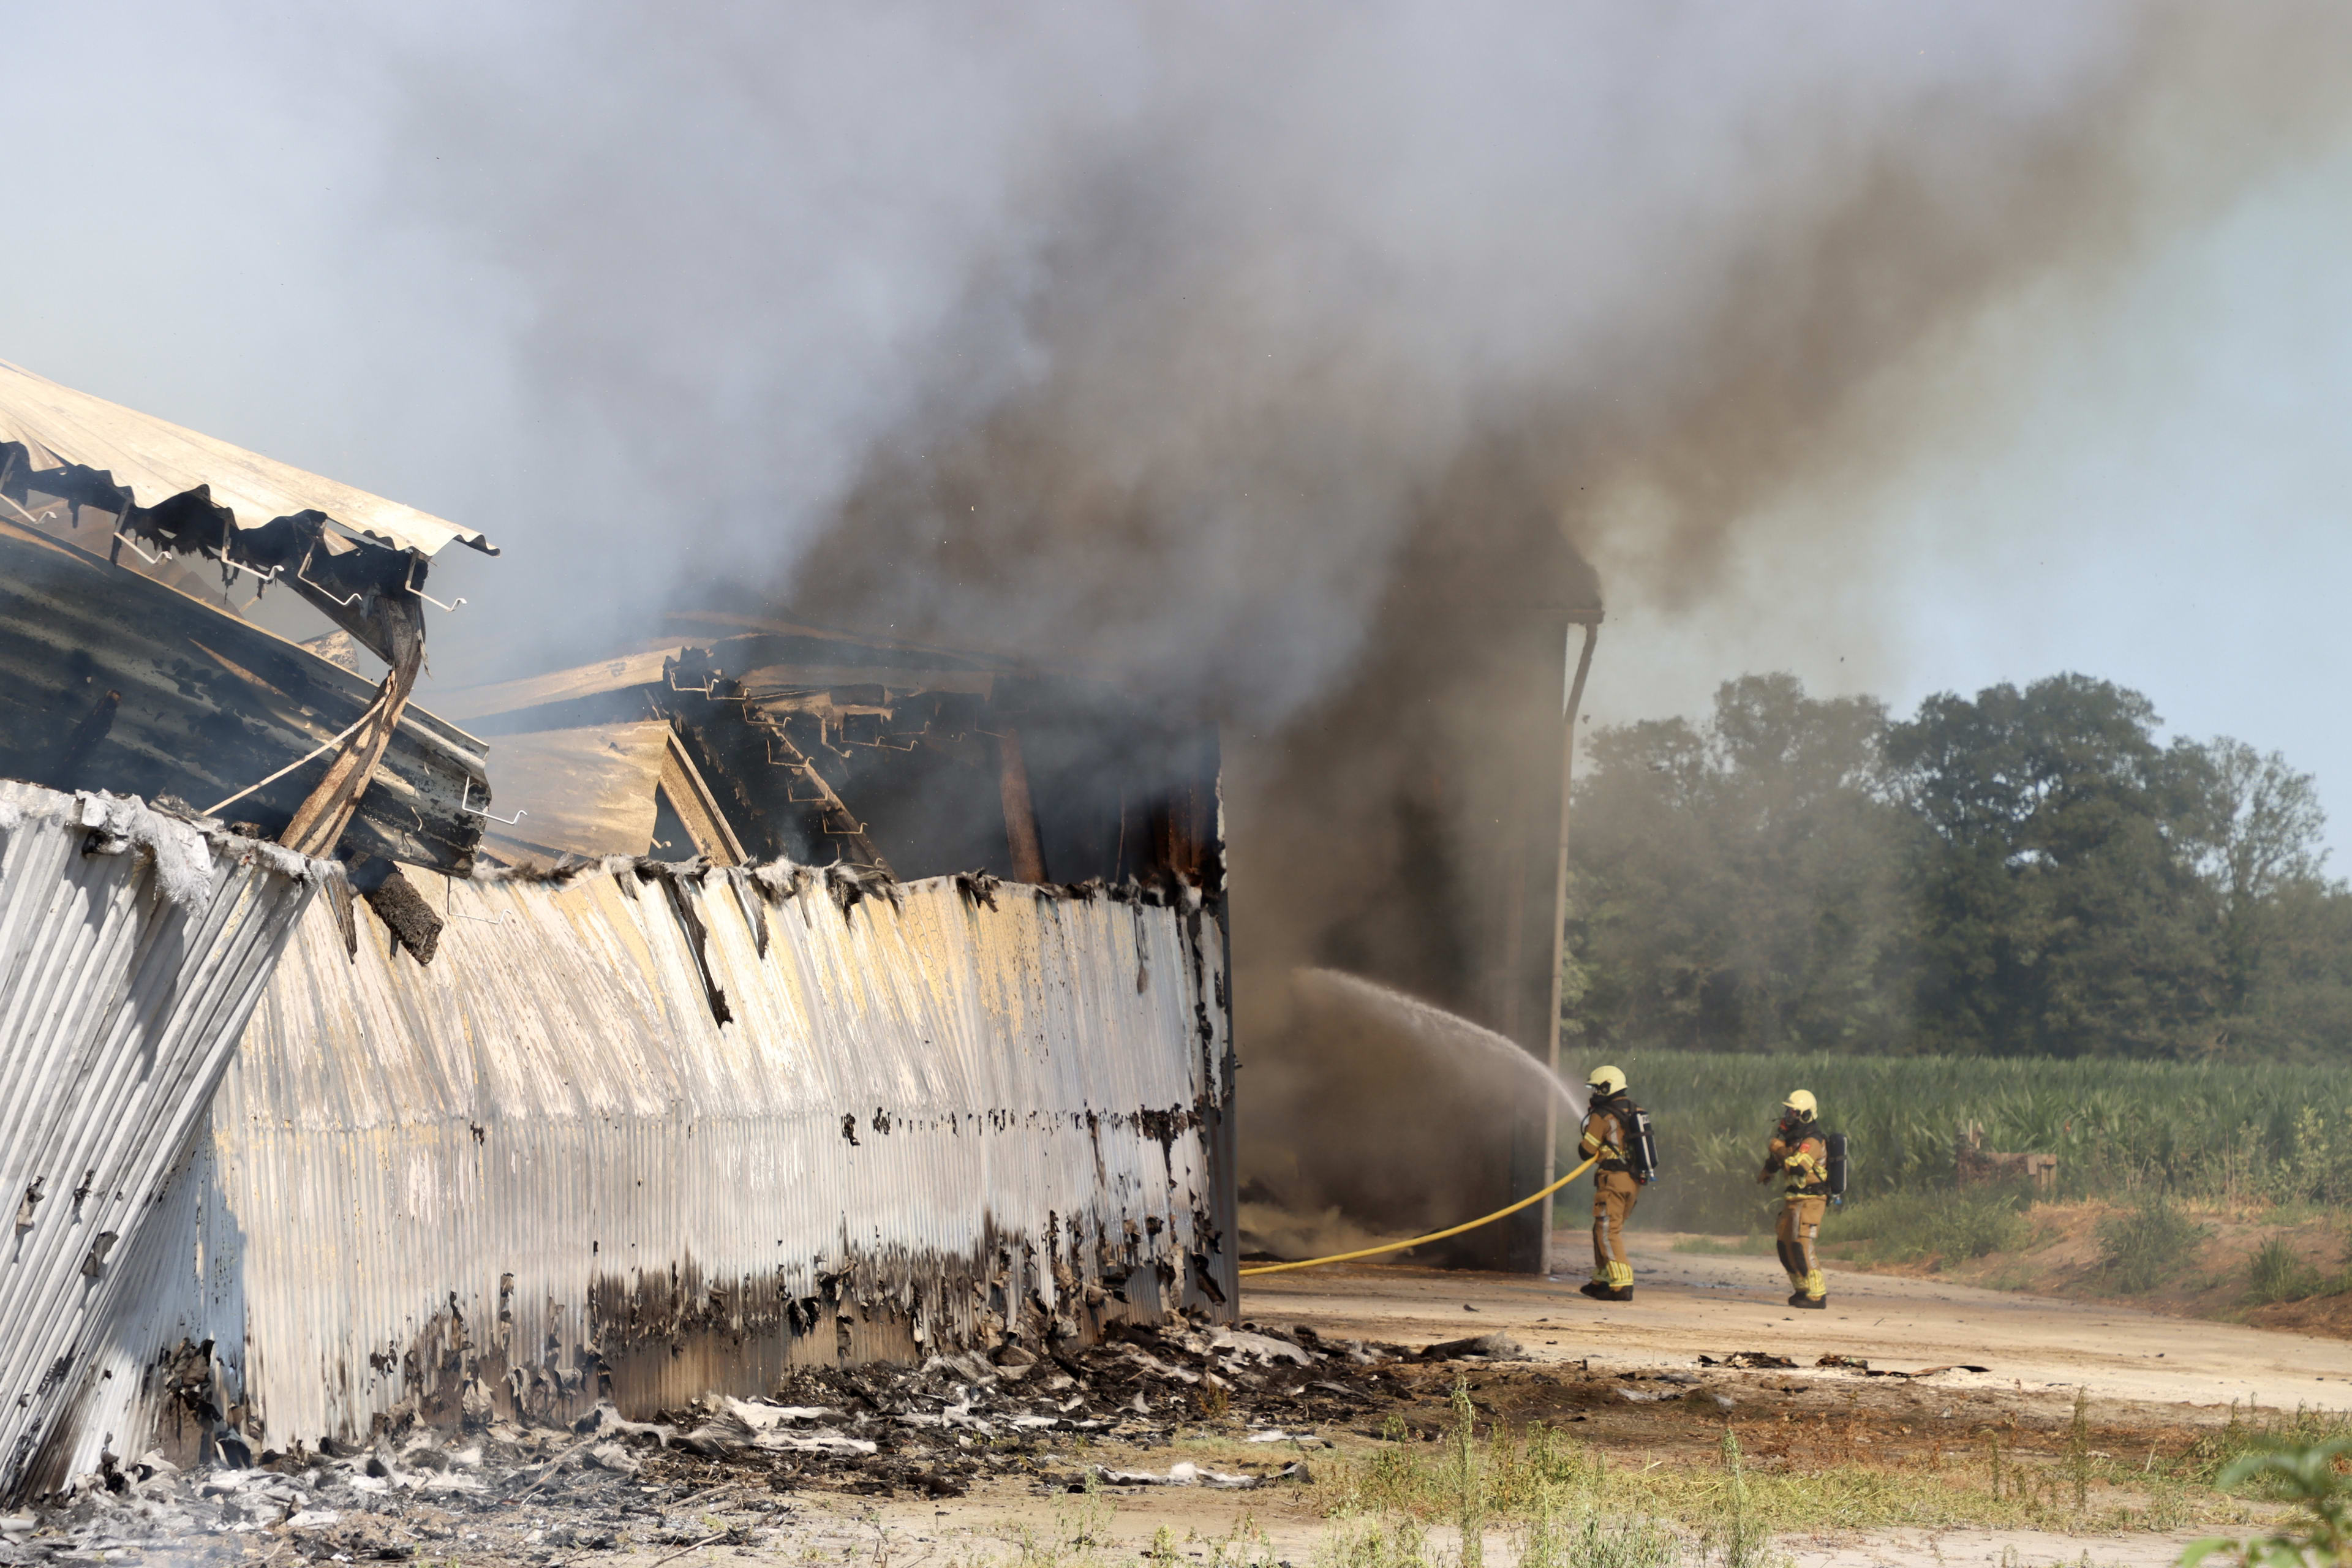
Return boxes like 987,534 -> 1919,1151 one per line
1569,1052 -> 2352,1235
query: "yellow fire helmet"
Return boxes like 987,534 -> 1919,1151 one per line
1782,1089 -> 1819,1117
1588,1065 -> 1627,1096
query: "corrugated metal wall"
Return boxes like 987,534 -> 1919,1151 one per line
110,860 -> 1232,1458
0,782 -> 325,1499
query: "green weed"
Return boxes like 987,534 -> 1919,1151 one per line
2068,1387 -> 2092,1515
2182,1403 -> 2352,1486
1716,1428 -> 1768,1568
1011,1471 -> 1114,1568
1312,1516 -> 1435,1568
1831,1187 -> 2032,1267
2246,1238 -> 2331,1306
2183,1438 -> 2352,1568
2097,1196 -> 2206,1294
1449,1381 -> 1485,1568
1558,1514 -> 1681,1568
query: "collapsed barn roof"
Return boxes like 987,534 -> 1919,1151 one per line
440,615 -> 1223,895
0,360 -> 497,872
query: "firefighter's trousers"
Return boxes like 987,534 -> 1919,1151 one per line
1776,1193 -> 1827,1300
1591,1169 -> 1640,1289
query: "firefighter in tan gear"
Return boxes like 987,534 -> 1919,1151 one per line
1758,1089 -> 1830,1310
1578,1066 -> 1642,1302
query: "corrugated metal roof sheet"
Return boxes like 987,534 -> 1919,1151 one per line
477,723 -> 672,861
0,782 -> 328,1498
70,859 -> 1234,1463
0,360 -> 495,561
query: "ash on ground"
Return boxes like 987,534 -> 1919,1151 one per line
6,1321 -> 1512,1564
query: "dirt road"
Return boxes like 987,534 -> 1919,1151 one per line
1244,1229 -> 2352,1415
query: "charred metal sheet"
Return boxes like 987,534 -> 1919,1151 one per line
475,724 -> 747,867
476,723 -> 672,862
0,782 -> 329,1500
0,519 -> 490,873
88,859 -> 1233,1460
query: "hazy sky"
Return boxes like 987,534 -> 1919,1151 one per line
7,6 -> 2351,855
1586,130 -> 2352,859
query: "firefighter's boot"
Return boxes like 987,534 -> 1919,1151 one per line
1789,1268 -> 1828,1310
1580,1260 -> 1635,1303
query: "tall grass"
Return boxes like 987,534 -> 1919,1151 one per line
1574,1051 -> 2352,1234
2095,1196 -> 2206,1294
2245,1237 -> 2339,1305
1322,1405 -> 2245,1548
1828,1186 -> 2031,1265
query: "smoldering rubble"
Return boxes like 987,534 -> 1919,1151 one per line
4,1321 -> 1521,1562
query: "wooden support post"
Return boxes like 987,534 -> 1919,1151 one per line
657,729 -> 748,864
996,727 -> 1049,884
280,628 -> 423,859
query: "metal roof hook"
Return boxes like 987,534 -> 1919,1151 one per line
461,778 -> 526,826
295,540 -> 366,608
402,551 -> 466,612
201,547 -> 282,587
111,525 -> 169,567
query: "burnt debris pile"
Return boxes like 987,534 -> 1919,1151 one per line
1,1321 -> 1496,1561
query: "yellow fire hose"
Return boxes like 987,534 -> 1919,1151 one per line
1237,1155 -> 1599,1277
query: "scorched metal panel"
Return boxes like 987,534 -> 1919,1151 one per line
0,782 -> 327,1498
123,861 -> 1232,1455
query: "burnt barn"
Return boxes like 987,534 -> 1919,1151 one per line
0,359 -> 1234,1499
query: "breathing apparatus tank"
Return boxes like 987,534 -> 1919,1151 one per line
1627,1107 -> 1660,1185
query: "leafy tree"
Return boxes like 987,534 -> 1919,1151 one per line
1567,669 -> 2352,1062
1885,675 -> 2224,1057
1567,674 -> 1915,1054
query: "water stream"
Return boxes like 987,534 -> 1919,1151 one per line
1293,965 -> 1586,1123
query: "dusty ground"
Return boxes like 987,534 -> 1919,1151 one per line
1251,1229 -> 2352,1409
19,1228 -> 2348,1568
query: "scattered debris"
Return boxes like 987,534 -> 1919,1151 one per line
1812,1355 -> 1993,1379
1093,1460 -> 1309,1490
4,1320 -> 1387,1559
1417,1333 -> 1527,1362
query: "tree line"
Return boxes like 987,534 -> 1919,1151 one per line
1564,672 -> 2352,1060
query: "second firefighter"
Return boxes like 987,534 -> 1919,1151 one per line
1578,1065 -> 1647,1302
1758,1088 -> 1831,1310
